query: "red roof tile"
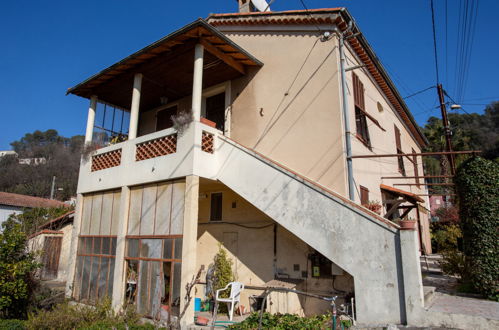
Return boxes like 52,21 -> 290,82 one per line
0,191 -> 67,209
380,184 -> 424,203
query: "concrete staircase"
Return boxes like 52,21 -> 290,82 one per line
211,137 -> 424,325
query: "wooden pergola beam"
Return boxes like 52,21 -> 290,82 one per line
199,39 -> 245,74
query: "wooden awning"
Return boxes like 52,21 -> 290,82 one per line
67,19 -> 262,110
380,184 -> 424,203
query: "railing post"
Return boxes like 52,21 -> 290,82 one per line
85,96 -> 98,144
129,73 -> 143,139
191,44 -> 204,122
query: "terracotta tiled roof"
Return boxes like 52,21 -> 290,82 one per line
380,184 -> 424,203
0,191 -> 67,209
39,210 -> 74,230
208,8 -> 428,147
28,229 -> 64,239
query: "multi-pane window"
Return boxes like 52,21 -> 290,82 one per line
75,236 -> 116,302
74,190 -> 121,303
126,181 -> 185,319
352,72 -> 370,146
125,238 -> 182,318
394,125 -> 406,176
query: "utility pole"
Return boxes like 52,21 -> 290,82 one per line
50,176 -> 56,200
437,84 -> 455,175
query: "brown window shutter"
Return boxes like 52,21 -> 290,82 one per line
360,185 -> 369,205
412,148 -> 420,187
394,125 -> 401,150
352,72 -> 365,110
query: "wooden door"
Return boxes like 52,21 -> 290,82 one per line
42,237 -> 62,280
156,106 -> 177,131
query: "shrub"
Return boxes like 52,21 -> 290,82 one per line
26,299 -> 144,330
455,156 -> 499,298
0,319 -> 26,330
0,222 -> 40,319
228,312 -> 331,329
213,244 -> 234,299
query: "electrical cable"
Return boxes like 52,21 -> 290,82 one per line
198,221 -> 274,229
403,86 -> 435,100
298,0 -> 322,32
430,0 -> 440,85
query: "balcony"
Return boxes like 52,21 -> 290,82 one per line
77,121 -> 221,194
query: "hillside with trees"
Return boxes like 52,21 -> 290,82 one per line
0,130 -> 83,200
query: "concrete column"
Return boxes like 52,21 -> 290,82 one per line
84,96 -> 98,144
129,73 -> 143,139
112,186 -> 131,311
399,228 -> 425,325
179,175 -> 199,328
191,44 -> 204,122
65,193 -> 84,297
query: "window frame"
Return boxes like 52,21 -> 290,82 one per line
210,192 -> 223,222
352,72 -> 371,147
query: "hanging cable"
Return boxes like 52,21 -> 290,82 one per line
403,86 -> 435,99
430,0 -> 440,85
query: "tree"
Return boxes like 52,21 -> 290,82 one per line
0,130 -> 84,200
0,219 -> 40,318
455,157 -> 499,299
7,207 -> 72,236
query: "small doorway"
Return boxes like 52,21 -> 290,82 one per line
42,236 -> 62,280
156,105 -> 177,131
205,93 -> 225,132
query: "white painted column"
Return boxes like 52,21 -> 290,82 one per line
112,186 -> 131,311
179,175 -> 199,328
65,193 -> 84,297
84,96 -> 98,144
128,73 -> 143,139
191,44 -> 204,122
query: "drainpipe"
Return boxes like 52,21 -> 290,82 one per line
338,21 -> 355,201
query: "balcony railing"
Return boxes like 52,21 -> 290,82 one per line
80,122 -> 220,193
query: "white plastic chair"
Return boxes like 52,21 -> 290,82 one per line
215,281 -> 245,321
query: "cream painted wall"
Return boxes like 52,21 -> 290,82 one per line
195,181 -> 353,315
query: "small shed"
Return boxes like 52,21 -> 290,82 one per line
28,211 -> 74,282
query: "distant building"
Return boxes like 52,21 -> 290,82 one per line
0,191 -> 67,226
18,157 -> 47,166
0,150 -> 17,157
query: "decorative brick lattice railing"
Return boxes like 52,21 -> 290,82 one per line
91,149 -> 122,172
201,131 -> 214,154
135,134 -> 177,161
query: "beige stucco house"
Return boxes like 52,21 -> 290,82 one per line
65,7 -> 432,327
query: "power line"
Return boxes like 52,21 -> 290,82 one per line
403,86 -> 435,100
430,0 -> 440,84
298,0 -> 321,32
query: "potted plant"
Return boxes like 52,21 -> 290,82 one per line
364,200 -> 382,215
399,217 -> 417,230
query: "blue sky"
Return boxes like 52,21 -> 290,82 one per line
1,0 -> 497,150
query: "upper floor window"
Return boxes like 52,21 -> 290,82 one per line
352,73 -> 370,147
394,125 -> 406,176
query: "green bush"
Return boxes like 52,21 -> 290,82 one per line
26,299 -> 144,330
228,312 -> 331,330
455,156 -> 499,298
0,319 -> 26,330
0,222 -> 40,319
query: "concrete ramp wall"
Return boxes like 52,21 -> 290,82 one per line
212,136 -> 423,325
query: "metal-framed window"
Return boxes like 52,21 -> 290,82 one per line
125,236 -> 182,319
74,236 -> 117,303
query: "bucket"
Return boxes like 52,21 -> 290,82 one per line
194,298 -> 201,312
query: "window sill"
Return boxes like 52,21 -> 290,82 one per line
355,134 -> 372,150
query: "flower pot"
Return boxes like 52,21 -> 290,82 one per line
201,117 -> 216,128
399,220 -> 417,230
